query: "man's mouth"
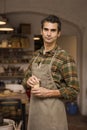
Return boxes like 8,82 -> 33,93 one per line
45,37 -> 52,40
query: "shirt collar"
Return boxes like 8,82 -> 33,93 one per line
39,44 -> 61,56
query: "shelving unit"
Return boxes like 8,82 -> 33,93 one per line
0,34 -> 33,83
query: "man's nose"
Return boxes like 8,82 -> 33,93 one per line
47,30 -> 51,36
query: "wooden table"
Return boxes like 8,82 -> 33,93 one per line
0,92 -> 29,130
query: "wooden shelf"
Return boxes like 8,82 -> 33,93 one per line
0,34 -> 33,82
0,62 -> 29,64
0,75 -> 24,79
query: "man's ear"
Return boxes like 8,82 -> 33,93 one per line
58,31 -> 61,37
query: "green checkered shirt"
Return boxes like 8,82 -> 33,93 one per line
23,45 -> 79,101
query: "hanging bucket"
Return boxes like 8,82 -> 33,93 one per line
66,102 -> 78,115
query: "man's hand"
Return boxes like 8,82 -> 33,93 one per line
27,75 -> 40,88
31,87 -> 61,98
31,87 -> 49,98
27,75 -> 61,98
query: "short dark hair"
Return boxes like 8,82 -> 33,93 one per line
41,15 -> 61,32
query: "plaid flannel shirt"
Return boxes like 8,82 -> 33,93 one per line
23,45 -> 79,101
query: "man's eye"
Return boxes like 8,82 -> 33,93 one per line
44,28 -> 48,31
51,29 -> 56,32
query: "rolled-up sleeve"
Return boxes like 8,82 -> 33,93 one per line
59,55 -> 80,100
22,59 -> 33,88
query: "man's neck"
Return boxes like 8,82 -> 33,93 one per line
44,42 -> 56,52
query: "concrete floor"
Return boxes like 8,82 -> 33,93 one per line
26,111 -> 87,130
67,113 -> 87,130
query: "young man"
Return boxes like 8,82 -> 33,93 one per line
23,15 -> 79,130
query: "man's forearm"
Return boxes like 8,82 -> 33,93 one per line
46,89 -> 61,98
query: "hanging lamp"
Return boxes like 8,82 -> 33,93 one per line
0,16 -> 6,25
0,0 -> 14,31
0,23 -> 14,31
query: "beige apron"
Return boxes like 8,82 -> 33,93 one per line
27,51 -> 68,130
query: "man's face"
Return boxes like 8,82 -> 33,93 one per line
41,22 -> 60,44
